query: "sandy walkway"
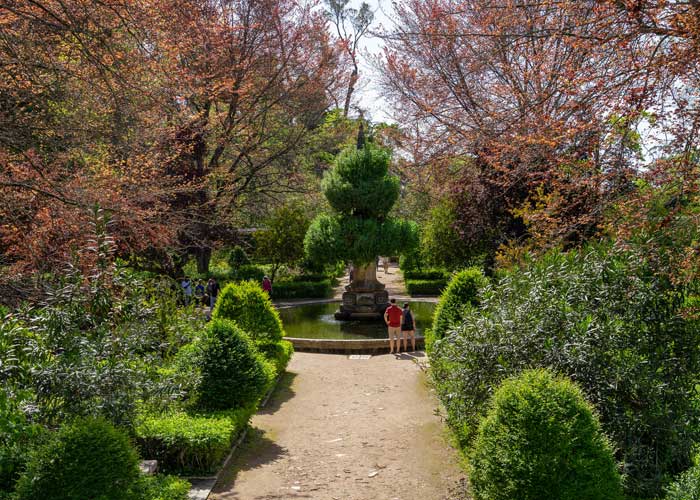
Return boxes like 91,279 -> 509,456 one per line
210,352 -> 465,500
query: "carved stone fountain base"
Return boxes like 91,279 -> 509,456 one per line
334,289 -> 389,320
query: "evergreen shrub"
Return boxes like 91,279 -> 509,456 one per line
255,339 -> 294,376
470,369 -> 622,500
213,282 -> 284,341
15,417 -> 140,500
196,319 -> 274,410
136,408 -> 252,474
402,268 -> 447,280
430,247 -> 700,498
233,265 -> 265,282
431,267 -> 487,343
405,279 -> 447,296
227,246 -> 250,270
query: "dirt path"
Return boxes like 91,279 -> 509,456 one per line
210,352 -> 465,500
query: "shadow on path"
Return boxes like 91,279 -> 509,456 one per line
259,371 -> 297,415
211,427 -> 287,498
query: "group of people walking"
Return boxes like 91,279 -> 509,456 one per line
384,298 -> 416,354
180,277 -> 220,308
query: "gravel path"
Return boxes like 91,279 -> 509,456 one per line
209,351 -> 465,500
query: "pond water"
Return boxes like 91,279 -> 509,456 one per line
278,301 -> 436,340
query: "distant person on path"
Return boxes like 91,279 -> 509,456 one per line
207,278 -> 220,309
348,263 -> 354,284
262,276 -> 272,296
383,257 -> 390,274
181,277 -> 192,305
384,298 -> 403,354
401,302 -> 416,352
194,279 -> 205,305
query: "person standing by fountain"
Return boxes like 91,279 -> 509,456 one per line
262,275 -> 272,296
401,302 -> 416,352
384,298 -> 403,354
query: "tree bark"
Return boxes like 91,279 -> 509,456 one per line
195,247 -> 212,274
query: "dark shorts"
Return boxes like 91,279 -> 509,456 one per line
401,324 -> 414,331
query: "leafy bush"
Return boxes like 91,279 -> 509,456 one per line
213,281 -> 284,341
402,268 -> 447,280
470,369 -> 622,500
132,474 -> 191,500
431,246 -> 700,498
431,267 -> 487,343
197,318 -> 275,410
0,390 -> 43,493
136,408 -> 252,474
399,247 -> 422,272
15,417 -> 140,500
271,280 -> 333,299
233,264 -> 266,282
405,278 -> 447,295
255,339 -> 294,376
227,245 -> 250,270
665,463 -> 700,500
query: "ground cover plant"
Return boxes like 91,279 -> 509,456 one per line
469,369 -> 622,500
431,246 -> 700,498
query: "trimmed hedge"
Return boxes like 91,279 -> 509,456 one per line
271,280 -> 333,300
405,279 -> 447,296
255,339 -> 294,376
136,408 -> 252,474
232,265 -> 266,282
289,273 -> 330,282
470,369 -> 622,500
133,474 -> 191,500
213,281 -> 284,342
197,319 -> 275,411
15,417 -> 140,500
402,268 -> 447,280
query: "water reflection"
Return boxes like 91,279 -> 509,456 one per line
278,302 -> 436,340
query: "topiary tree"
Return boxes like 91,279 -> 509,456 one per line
304,140 -> 418,292
227,245 -> 250,272
196,318 -> 274,410
470,369 -> 622,500
212,281 -> 284,342
15,417 -> 141,500
430,267 -> 487,347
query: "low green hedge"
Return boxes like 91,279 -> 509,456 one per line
135,407 -> 253,474
288,273 -> 331,283
270,280 -> 333,300
255,339 -> 294,376
405,279 -> 447,296
402,268 -> 447,280
133,474 -> 191,500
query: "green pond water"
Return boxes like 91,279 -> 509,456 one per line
278,301 -> 436,340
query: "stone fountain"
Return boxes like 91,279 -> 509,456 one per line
335,262 -> 388,320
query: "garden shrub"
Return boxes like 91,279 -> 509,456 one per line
136,408 -> 252,474
15,417 -> 140,500
213,281 -> 284,341
399,248 -> 422,272
0,390 -> 43,494
233,264 -> 266,282
405,279 -> 447,295
255,339 -> 294,376
431,267 -> 487,344
402,268 -> 447,280
665,462 -> 700,500
197,318 -> 275,410
227,245 -> 250,270
132,474 -> 191,500
289,273 -> 331,282
430,246 -> 700,498
271,279 -> 333,300
470,369 -> 622,500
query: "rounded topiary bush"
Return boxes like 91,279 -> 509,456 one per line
212,281 -> 284,341
15,417 -> 140,500
470,369 -> 622,500
430,267 -> 487,346
197,318 -> 274,410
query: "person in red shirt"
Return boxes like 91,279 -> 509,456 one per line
384,298 -> 404,354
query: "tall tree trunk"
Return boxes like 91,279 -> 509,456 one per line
343,66 -> 358,118
195,247 -> 212,274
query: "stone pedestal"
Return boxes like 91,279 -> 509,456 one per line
334,262 -> 389,320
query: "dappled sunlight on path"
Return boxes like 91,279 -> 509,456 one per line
209,352 -> 464,500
